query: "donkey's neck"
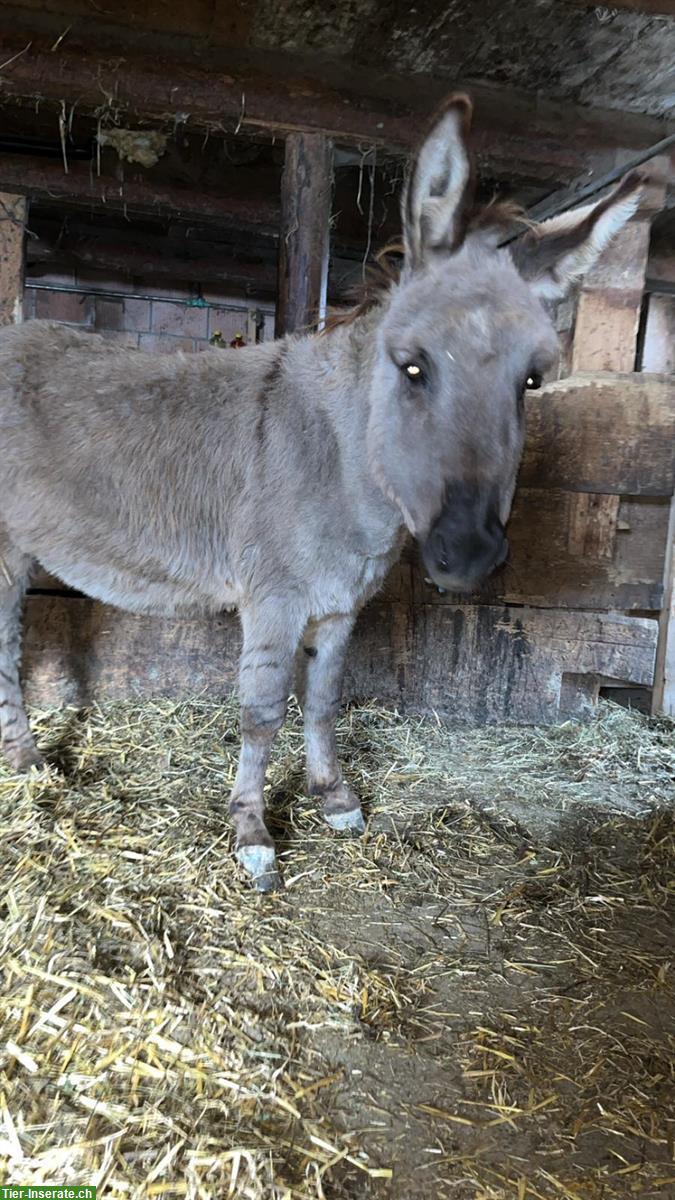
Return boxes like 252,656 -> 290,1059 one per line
285,304 -> 404,558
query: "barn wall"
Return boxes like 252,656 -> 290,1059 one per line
23,266 -> 275,350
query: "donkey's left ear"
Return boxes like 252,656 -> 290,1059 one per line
511,172 -> 644,300
402,93 -> 475,269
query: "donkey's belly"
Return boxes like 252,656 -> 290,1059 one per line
36,551 -> 239,618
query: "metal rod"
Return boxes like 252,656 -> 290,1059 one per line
500,131 -> 675,245
24,280 -> 259,314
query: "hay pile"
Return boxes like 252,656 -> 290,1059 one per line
1,698 -> 673,1199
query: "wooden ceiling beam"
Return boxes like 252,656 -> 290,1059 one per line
25,218 -> 361,301
0,32 -> 669,185
0,152 -> 279,229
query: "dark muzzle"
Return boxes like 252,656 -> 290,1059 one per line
420,482 -> 508,592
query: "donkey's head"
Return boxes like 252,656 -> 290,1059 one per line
367,94 -> 642,591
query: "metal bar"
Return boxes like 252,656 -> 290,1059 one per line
24,280 -> 258,315
500,131 -> 675,245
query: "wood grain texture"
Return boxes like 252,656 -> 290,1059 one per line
0,192 -> 26,326
0,30 -> 667,176
521,374 -> 675,495
22,594 -> 658,726
409,604 -> 657,724
276,133 -> 333,336
652,498 -> 675,716
412,493 -> 670,612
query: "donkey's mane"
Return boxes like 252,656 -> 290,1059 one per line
322,198 -> 527,335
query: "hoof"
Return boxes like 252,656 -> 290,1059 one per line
236,844 -> 281,893
6,746 -> 45,774
324,806 -> 366,834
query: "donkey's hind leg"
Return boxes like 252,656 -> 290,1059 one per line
0,539 -> 43,772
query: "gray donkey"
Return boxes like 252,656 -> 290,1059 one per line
0,95 -> 641,889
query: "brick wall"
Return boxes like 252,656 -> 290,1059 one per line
23,266 -> 275,350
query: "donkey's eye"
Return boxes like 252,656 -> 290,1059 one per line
526,372 -> 542,390
403,362 -> 424,383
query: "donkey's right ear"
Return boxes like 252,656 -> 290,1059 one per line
402,93 -> 475,270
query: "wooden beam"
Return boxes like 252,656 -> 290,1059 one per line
0,32 -> 669,183
412,492 -> 670,613
652,502 -> 675,715
643,267 -> 675,714
0,191 -> 26,325
566,162 -> 668,585
22,592 -> 658,725
27,230 -> 278,296
0,152 -> 279,230
276,134 -> 333,336
521,374 -> 675,496
26,221 -> 364,301
571,159 -> 669,374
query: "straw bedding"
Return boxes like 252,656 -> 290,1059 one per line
1,697 -> 673,1199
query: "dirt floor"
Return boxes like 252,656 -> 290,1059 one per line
1,698 -> 674,1199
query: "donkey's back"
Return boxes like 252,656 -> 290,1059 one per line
0,320 -> 287,616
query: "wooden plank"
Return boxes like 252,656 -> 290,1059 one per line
652,500 -> 675,715
0,191 -> 26,326
568,167 -> 667,569
0,32 -> 668,181
411,605 -> 658,725
29,493 -> 671,620
641,294 -> 675,374
521,374 -> 675,495
643,294 -> 675,713
413,493 -> 670,612
22,593 -> 657,726
276,133 -> 333,336
22,596 -> 242,706
570,202 -> 663,375
0,153 -> 279,231
569,159 -> 669,376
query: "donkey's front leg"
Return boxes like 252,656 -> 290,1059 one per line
230,601 -> 303,891
300,614 -> 365,833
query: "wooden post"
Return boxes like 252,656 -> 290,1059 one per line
653,500 -> 675,716
567,161 -> 668,574
571,160 -> 668,373
643,273 -> 675,714
0,192 -> 27,325
275,133 -> 333,336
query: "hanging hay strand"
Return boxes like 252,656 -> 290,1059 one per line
0,697 -> 673,1198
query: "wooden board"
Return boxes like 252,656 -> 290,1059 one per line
411,494 -> 671,613
0,192 -> 26,326
642,294 -> 675,375
408,604 -> 657,724
521,374 -> 675,495
22,596 -> 241,708
652,498 -> 675,717
22,594 -> 658,726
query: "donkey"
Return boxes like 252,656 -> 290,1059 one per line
0,95 -> 641,889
